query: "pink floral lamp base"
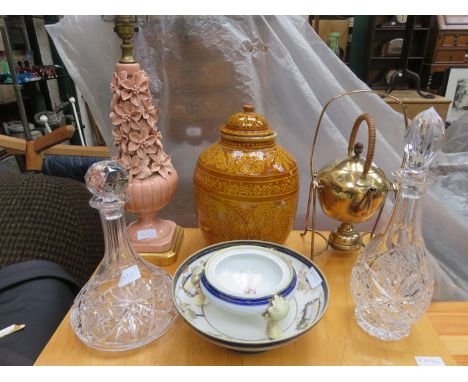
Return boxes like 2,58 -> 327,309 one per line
109,61 -> 182,263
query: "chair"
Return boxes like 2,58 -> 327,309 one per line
0,126 -> 109,365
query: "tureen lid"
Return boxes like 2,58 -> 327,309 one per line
219,105 -> 276,147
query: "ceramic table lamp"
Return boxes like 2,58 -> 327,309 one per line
110,16 -> 183,265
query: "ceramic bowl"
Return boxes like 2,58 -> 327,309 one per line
172,240 -> 329,353
199,246 -> 297,315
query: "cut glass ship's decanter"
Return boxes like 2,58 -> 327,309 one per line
70,160 -> 177,351
351,107 -> 445,341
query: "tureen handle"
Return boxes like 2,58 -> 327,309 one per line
191,265 -> 206,306
264,295 -> 290,340
347,113 -> 376,180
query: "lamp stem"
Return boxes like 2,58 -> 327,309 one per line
113,15 -> 136,64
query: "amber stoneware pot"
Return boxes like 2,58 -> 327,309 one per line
194,105 -> 299,244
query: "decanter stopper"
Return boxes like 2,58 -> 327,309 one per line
85,160 -> 129,219
403,107 -> 445,171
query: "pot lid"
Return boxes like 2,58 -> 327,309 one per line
327,143 -> 380,175
332,155 -> 378,175
219,105 -> 276,146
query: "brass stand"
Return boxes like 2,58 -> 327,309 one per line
328,223 -> 361,251
139,225 -> 184,266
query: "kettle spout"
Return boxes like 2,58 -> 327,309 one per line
351,186 -> 378,215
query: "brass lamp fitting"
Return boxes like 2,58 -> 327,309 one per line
114,15 -> 137,63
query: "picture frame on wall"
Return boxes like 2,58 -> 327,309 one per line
445,68 -> 468,123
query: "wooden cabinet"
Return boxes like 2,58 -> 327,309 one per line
434,49 -> 467,63
377,89 -> 451,120
424,16 -> 468,92
438,33 -> 468,47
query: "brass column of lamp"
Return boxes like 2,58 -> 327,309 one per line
113,15 -> 138,63
301,90 -> 408,257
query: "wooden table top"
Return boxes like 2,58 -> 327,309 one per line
35,229 -> 458,366
427,302 -> 468,366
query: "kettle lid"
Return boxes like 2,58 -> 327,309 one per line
332,155 -> 378,175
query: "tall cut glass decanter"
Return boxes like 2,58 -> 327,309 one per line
351,107 -> 445,341
70,160 -> 177,351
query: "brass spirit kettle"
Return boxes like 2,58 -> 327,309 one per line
302,89 -> 408,258
316,113 -> 389,251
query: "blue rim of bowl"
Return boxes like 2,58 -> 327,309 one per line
200,270 -> 297,306
172,240 -> 330,349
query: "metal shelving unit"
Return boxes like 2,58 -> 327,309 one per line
0,16 -> 32,140
364,15 -> 435,92
0,74 -> 67,86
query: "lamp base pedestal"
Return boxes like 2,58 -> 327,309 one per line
328,223 -> 361,251
128,217 -> 177,253
138,225 -> 184,266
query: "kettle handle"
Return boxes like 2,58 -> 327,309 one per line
347,113 -> 376,179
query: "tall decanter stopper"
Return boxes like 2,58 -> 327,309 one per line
403,107 -> 445,171
70,160 -> 177,351
351,108 -> 445,341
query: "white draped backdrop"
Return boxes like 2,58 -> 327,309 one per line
46,16 -> 468,300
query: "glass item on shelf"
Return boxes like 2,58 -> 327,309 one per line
70,160 -> 177,351
382,38 -> 403,57
351,107 -> 445,341
327,32 -> 341,56
381,16 -> 408,27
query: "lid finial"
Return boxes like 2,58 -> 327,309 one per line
243,104 -> 255,113
353,142 -> 364,158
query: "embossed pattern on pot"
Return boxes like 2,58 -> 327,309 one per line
194,105 -> 299,244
